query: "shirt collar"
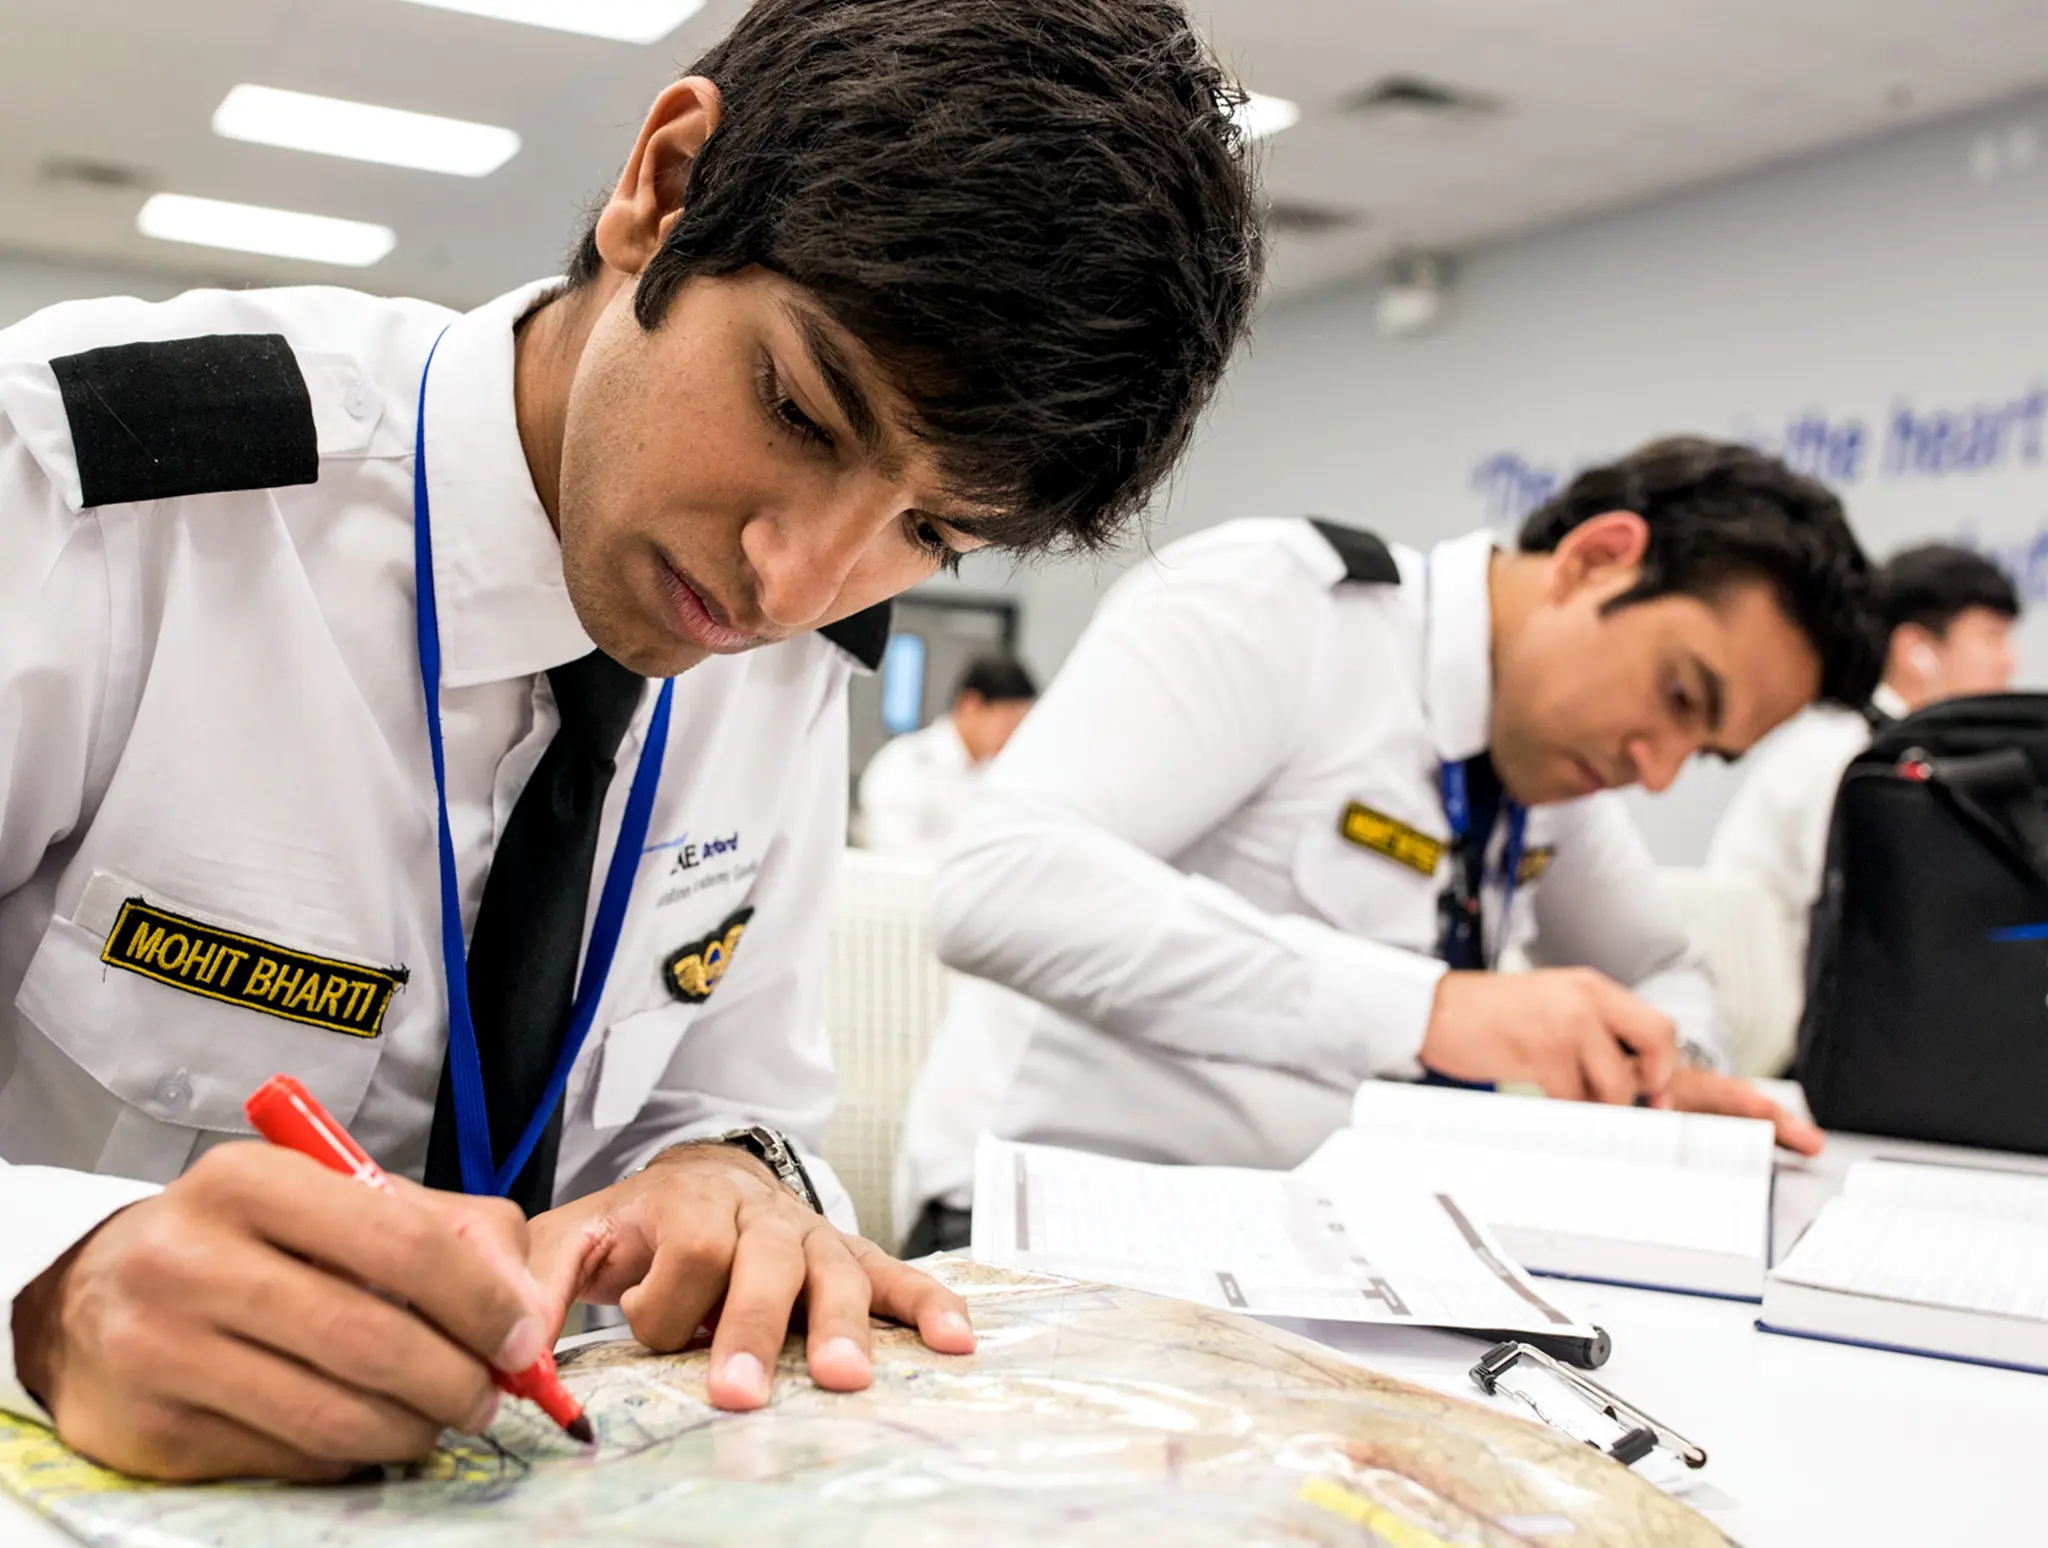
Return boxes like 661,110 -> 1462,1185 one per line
1424,528 -> 1501,765
423,278 -> 596,690
1872,682 -> 1911,720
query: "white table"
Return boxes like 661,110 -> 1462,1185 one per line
7,1125 -> 2046,1546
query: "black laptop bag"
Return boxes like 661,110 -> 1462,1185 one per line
1795,692 -> 2048,1153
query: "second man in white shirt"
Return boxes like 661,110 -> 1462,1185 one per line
901,438 -> 1877,1251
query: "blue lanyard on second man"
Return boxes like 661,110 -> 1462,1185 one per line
1436,752 -> 1527,973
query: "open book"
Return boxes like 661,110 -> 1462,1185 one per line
970,1134 -> 1603,1351
1299,1082 -> 1777,1300
1759,1159 -> 2048,1374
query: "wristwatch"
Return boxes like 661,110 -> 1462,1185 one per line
708,1124 -> 824,1215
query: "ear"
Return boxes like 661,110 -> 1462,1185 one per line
592,77 -> 724,279
1546,510 -> 1650,603
1888,621 -> 1936,679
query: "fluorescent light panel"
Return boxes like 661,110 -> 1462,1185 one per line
213,85 -> 519,177
1236,91 -> 1302,141
137,194 -> 396,267
397,0 -> 705,44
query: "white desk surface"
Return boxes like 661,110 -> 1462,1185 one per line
7,1122 -> 2046,1547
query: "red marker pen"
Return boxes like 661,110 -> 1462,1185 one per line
244,1074 -> 594,1445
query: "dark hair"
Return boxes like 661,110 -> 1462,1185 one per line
1517,436 -> 1883,709
954,653 -> 1037,704
1877,543 -> 2021,638
566,0 -> 1263,555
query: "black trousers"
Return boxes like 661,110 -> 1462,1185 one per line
899,1200 -> 973,1260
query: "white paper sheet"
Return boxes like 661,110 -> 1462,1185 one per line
969,1135 -> 1597,1337
1773,1160 -> 2048,1320
1323,1082 -> 1775,1264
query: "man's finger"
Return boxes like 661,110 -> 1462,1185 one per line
197,1148 -> 542,1373
151,1325 -> 446,1464
620,1213 -> 739,1353
799,1227 -> 876,1392
1527,1037 -> 1591,1102
197,1244 -> 498,1432
1772,1108 -> 1827,1157
846,1238 -> 975,1355
705,1219 -> 808,1410
1575,1022 -> 1643,1107
70,1398 -> 356,1485
1587,981 -> 1679,1098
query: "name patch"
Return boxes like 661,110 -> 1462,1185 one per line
99,898 -> 404,1038
1339,802 -> 1445,877
664,907 -> 754,1005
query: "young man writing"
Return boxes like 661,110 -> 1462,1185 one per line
902,439 -> 1879,1253
0,0 -> 1260,1480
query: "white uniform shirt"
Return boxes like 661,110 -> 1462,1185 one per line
904,519 -> 1725,1212
0,280 -> 865,1419
857,716 -> 979,861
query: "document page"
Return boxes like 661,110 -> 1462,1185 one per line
1331,1082 -> 1775,1261
970,1135 -> 1596,1337
1773,1161 -> 2048,1320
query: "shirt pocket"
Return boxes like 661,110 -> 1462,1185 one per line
1291,805 -> 1444,953
14,886 -> 393,1137
589,1004 -> 700,1131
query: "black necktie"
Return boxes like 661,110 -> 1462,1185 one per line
424,649 -> 646,1215
1438,751 -> 1505,973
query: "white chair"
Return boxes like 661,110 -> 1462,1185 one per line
1656,866 -> 1805,1077
819,849 -> 953,1250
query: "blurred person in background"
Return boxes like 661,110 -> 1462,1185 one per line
1708,542 -> 2022,1067
860,654 -> 1038,862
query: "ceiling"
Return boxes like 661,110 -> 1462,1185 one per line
3,0 -> 2046,308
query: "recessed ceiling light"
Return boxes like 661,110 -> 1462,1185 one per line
137,193 -> 396,266
397,0 -> 706,44
213,86 -> 520,178
1235,91 -> 1302,142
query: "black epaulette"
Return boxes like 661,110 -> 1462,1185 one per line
51,333 -> 319,509
1307,518 -> 1401,585
818,601 -> 893,671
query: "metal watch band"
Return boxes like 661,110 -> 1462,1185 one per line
711,1124 -> 824,1215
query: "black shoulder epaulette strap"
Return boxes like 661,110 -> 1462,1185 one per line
50,333 -> 319,508
1307,518 -> 1400,585
818,601 -> 893,671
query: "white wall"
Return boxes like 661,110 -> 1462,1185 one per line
992,85 -> 2048,862
0,250 -> 187,329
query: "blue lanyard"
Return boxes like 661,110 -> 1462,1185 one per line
412,328 -> 676,1196
1437,758 -> 1528,969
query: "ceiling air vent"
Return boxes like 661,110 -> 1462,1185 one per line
39,156 -> 152,192
1340,74 -> 1500,121
1265,199 -> 1364,238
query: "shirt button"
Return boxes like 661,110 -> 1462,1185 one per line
155,1072 -> 193,1109
342,383 -> 374,421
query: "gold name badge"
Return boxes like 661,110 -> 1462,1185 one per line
100,898 -> 404,1038
1338,802 -> 1446,877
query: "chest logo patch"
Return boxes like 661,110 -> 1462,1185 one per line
1516,846 -> 1557,886
664,907 -> 754,1005
1338,802 -> 1445,877
99,898 -> 404,1038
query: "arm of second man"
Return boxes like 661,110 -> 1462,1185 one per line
933,547 -> 1449,1086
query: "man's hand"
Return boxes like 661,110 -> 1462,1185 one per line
11,1144 -> 551,1483
528,1142 -> 974,1411
1419,968 -> 1680,1105
1668,1066 -> 1825,1155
